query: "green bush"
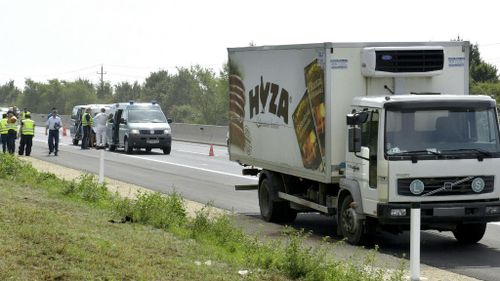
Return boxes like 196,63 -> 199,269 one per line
0,154 -> 27,180
61,174 -> 110,202
114,191 -> 187,230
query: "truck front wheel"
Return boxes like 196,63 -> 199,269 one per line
339,195 -> 366,245
258,177 -> 297,223
453,223 -> 486,244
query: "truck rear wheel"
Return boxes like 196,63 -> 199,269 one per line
258,177 -> 297,223
339,195 -> 366,245
453,223 -> 486,244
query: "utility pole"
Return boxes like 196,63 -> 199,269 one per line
97,64 -> 107,99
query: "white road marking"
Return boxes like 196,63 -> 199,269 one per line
33,138 -> 257,181
174,149 -> 212,156
122,154 -> 257,181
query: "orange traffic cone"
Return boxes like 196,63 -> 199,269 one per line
63,127 -> 67,136
208,144 -> 215,156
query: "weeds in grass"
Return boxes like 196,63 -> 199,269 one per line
0,153 -> 29,180
60,174 -> 110,202
112,191 -> 187,230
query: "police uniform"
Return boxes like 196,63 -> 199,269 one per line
6,116 -> 17,154
0,115 -> 8,153
19,117 -> 35,156
46,113 -> 62,156
81,111 -> 93,149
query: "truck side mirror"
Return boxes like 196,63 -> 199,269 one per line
346,111 -> 369,126
348,127 -> 361,153
167,118 -> 173,124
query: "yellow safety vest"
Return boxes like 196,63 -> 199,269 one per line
82,112 -> 94,126
21,119 -> 35,135
0,118 -> 8,134
21,111 -> 30,120
6,119 -> 17,132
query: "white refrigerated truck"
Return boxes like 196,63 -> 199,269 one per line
228,41 -> 500,244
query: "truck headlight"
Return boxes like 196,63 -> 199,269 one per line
471,177 -> 485,193
409,179 -> 425,195
130,129 -> 139,134
164,128 -> 171,134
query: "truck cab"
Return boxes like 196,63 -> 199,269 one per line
106,101 -> 172,154
345,95 -> 500,243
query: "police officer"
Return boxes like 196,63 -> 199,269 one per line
6,111 -> 18,154
21,108 -> 29,121
18,113 -> 35,156
81,107 -> 93,149
45,109 -> 62,156
0,113 -> 8,153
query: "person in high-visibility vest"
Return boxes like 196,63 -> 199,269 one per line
6,111 -> 17,154
0,113 -> 8,153
21,108 -> 29,121
81,107 -> 93,149
18,113 -> 35,156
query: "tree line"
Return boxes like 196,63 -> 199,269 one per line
469,44 -> 500,101
0,43 -> 499,126
0,65 -> 229,126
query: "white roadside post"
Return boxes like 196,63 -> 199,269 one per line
410,202 -> 421,281
98,149 -> 104,184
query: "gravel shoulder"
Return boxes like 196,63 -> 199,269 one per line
22,157 -> 227,218
22,156 -> 481,281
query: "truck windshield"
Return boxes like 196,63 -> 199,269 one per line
128,109 -> 167,123
385,106 -> 500,157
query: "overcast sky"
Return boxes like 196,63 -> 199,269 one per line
1,0 -> 499,88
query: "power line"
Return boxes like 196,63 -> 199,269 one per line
0,64 -> 101,78
479,43 -> 500,47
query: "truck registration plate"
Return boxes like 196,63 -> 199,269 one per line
434,207 -> 465,217
146,139 -> 159,144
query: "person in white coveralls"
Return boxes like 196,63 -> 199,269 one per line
93,108 -> 108,148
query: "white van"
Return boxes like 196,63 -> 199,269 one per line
106,101 -> 172,154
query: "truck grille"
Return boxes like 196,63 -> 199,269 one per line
139,130 -> 164,135
375,49 -> 444,73
398,176 -> 494,196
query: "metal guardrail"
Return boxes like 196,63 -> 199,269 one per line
30,113 -> 228,146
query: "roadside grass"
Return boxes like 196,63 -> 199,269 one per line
0,154 -> 406,280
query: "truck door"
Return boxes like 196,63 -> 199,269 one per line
360,110 -> 379,210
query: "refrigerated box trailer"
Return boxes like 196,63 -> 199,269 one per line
228,41 -> 500,244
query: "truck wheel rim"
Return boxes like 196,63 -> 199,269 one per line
342,208 -> 358,235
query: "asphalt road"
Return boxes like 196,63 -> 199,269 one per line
23,128 -> 500,281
